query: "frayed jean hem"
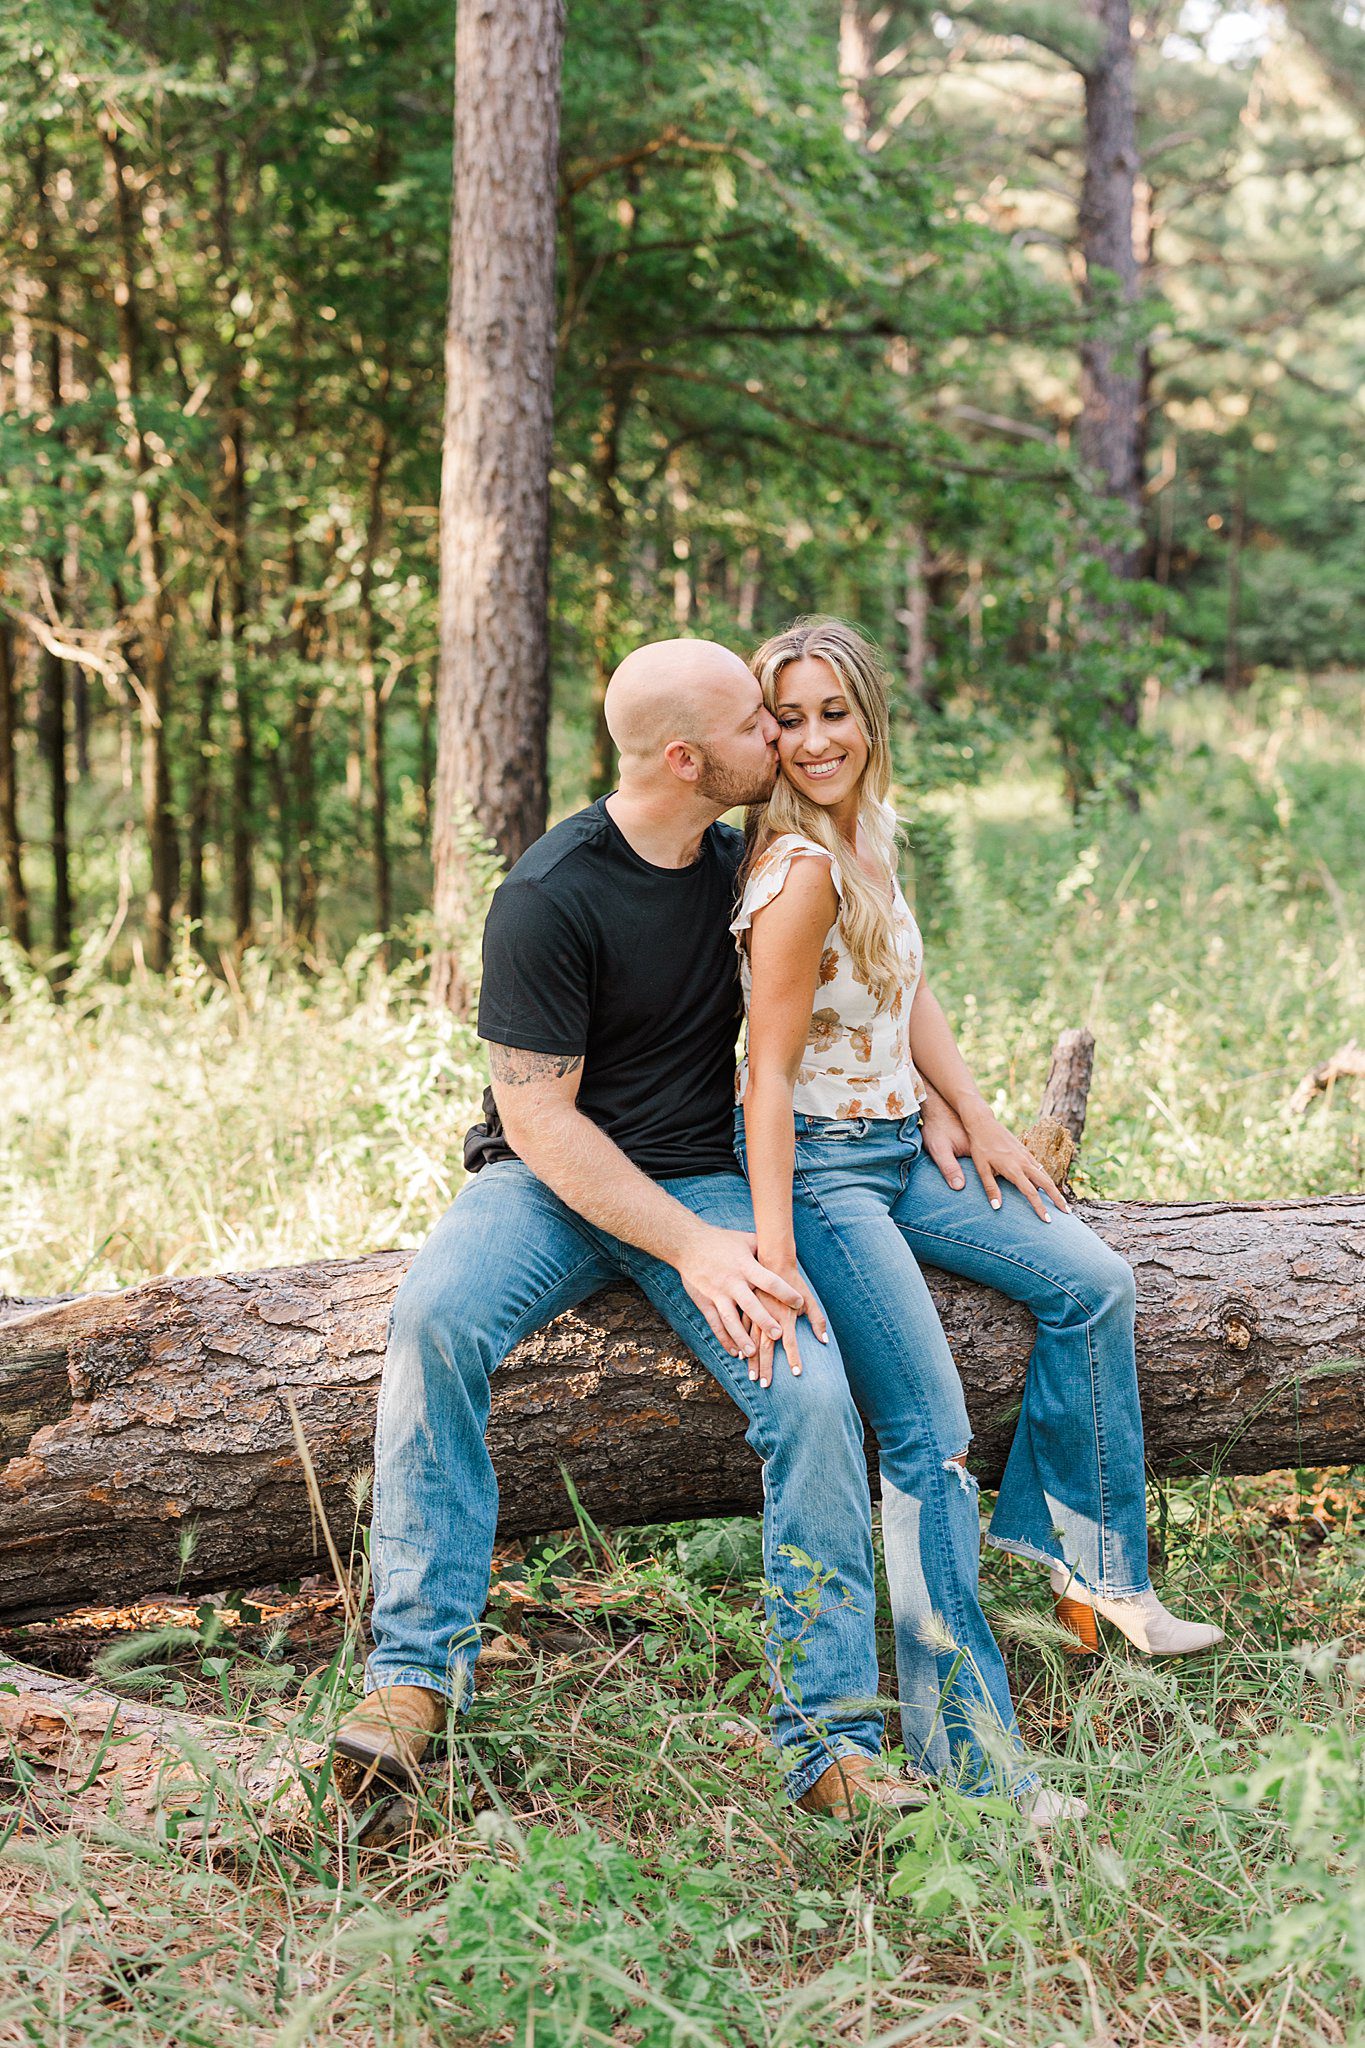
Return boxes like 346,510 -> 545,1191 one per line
364,1661 -> 473,1707
783,1740 -> 879,1804
985,1532 -> 1152,1600
783,1742 -> 1040,1806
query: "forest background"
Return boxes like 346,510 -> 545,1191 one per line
3,4 -> 1365,2044
2,0 -> 1362,981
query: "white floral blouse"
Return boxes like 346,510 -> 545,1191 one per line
731,832 -> 927,1120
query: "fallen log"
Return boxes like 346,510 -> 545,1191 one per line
0,1649 -> 329,1841
3,1194 -> 1363,1623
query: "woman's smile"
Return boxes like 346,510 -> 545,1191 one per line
796,755 -> 847,780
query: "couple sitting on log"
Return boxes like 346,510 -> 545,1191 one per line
334,618 -> 1222,1828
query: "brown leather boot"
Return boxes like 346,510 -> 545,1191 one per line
332,1684 -> 448,1795
795,1752 -> 930,1821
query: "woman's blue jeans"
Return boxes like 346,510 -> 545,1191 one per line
734,1107 -> 1150,1793
368,1159 -> 890,1803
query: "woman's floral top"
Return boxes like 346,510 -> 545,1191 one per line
731,831 -> 927,1120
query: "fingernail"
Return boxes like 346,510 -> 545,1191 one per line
1044,1211 -> 1052,1223
819,1331 -> 829,1344
952,1177 -> 964,1189
749,1369 -> 758,1382
990,1197 -> 1001,1210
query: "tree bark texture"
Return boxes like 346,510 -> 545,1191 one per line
588,371 -> 632,800
2,1195 -> 1362,1624
0,619 -> 30,952
1077,0 -> 1144,577
36,154 -> 73,961
1038,1028 -> 1097,1146
0,1650 -> 328,1839
214,144 -> 254,949
102,119 -> 179,968
430,0 -> 565,1006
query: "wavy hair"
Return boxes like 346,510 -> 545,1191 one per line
742,616 -> 902,1007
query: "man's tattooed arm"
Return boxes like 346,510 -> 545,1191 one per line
488,1044 -> 584,1087
484,1039 -> 802,1363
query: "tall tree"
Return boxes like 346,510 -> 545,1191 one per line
101,112 -> 179,969
34,138 -> 73,959
430,0 -> 566,1009
0,620 -> 29,951
1077,0 -> 1144,580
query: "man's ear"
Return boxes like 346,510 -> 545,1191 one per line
663,738 -> 701,784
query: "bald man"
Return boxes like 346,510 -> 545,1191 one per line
337,639 -> 916,1820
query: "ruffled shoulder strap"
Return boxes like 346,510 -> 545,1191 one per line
730,834 -> 842,939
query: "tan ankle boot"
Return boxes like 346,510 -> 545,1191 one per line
795,1752 -> 929,1821
332,1684 -> 448,1795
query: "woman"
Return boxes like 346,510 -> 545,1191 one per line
733,616 -> 1222,1809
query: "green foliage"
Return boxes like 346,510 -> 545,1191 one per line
9,1455 -> 1365,2043
5,676 -> 1362,1299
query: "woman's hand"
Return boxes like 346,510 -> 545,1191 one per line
745,1252 -> 818,1389
959,1103 -> 1069,1220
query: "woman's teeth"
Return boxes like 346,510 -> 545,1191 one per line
799,758 -> 845,779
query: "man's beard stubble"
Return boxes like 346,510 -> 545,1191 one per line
694,745 -> 778,810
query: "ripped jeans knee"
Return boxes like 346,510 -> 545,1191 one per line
943,1450 -> 979,1495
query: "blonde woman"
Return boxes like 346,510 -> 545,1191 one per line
733,617 -> 1222,1807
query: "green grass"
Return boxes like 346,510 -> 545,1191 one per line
2,675 -> 1364,2044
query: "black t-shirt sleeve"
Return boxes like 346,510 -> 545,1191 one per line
477,875 -> 592,1056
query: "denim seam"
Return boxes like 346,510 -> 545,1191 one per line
793,1167 -> 979,1665
894,1215 -> 1118,1588
1084,1300 -> 1113,1589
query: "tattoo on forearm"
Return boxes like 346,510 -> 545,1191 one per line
489,1043 -> 584,1086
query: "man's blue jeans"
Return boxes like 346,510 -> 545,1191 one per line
367,1160 -> 888,1802
735,1106 -> 1149,1792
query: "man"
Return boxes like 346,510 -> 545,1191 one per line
334,639 -> 919,1817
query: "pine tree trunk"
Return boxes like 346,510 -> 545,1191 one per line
36,196 -> 73,964
1077,0 -> 1144,581
358,397 -> 393,949
214,147 -> 254,948
0,620 -> 30,952
430,0 -> 565,1009
102,119 -> 179,969
1,1194 -> 1361,1624
588,373 -> 632,799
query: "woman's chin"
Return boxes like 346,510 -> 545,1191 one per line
784,774 -> 849,806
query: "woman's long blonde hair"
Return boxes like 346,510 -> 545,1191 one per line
742,616 -> 902,1007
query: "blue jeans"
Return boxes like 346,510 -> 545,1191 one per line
734,1107 -> 1149,1792
367,1160 -> 887,1802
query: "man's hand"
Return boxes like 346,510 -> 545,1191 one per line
960,1104 -> 1070,1220
676,1224 -> 826,1370
919,1085 -> 970,1191
744,1254 -> 824,1389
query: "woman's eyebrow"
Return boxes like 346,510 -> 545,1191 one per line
775,696 -> 848,711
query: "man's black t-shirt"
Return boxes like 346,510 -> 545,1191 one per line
472,798 -> 745,1181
